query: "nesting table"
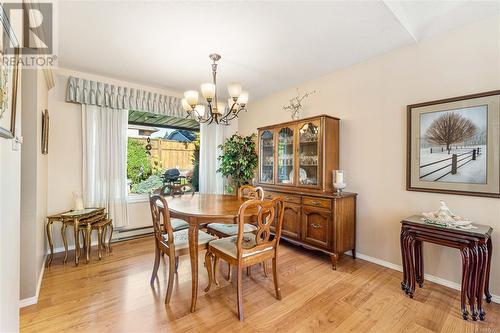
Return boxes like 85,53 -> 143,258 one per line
400,216 -> 493,321
46,208 -> 106,266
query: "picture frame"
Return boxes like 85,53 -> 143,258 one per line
0,47 -> 20,139
41,109 -> 49,154
407,90 -> 500,198
0,4 -> 20,139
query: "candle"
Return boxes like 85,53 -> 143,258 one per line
334,170 -> 344,184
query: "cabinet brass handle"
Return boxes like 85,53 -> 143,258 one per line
311,223 -> 321,229
284,196 -> 290,200
310,201 -> 321,205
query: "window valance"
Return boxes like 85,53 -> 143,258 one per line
65,76 -> 184,117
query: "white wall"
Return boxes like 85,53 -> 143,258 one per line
239,17 -> 500,296
47,68 -> 183,249
0,71 -> 22,333
20,69 -> 49,301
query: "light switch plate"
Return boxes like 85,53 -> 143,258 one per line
12,136 -> 23,151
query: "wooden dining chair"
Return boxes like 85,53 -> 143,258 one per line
206,185 -> 265,279
206,185 -> 265,238
204,197 -> 285,320
149,195 -> 216,304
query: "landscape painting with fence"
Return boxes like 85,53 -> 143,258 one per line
419,106 -> 487,184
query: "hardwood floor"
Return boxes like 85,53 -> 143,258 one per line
21,236 -> 499,332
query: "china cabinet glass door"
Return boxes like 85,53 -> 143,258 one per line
259,130 -> 274,183
298,121 -> 320,186
277,127 -> 295,185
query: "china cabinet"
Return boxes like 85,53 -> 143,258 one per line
257,115 -> 357,269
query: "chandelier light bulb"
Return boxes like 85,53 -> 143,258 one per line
184,90 -> 199,106
181,98 -> 191,111
200,83 -> 215,100
216,102 -> 226,114
237,91 -> 249,105
227,82 -> 242,99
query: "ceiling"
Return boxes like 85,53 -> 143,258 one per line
56,1 -> 499,101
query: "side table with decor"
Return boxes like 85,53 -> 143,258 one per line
46,208 -> 110,266
400,215 -> 493,321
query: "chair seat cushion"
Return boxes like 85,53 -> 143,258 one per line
171,218 -> 189,231
208,233 -> 273,259
206,223 -> 257,236
162,229 -> 216,250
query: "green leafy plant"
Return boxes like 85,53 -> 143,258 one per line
127,139 -> 151,185
131,175 -> 163,194
217,133 -> 258,192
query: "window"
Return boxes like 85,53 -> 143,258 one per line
126,110 -> 200,196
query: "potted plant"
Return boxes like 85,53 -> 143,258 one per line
217,133 -> 258,194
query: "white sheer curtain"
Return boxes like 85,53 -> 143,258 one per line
199,123 -> 225,194
199,120 -> 238,194
82,104 -> 129,228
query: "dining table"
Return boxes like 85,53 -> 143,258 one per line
165,193 -> 248,312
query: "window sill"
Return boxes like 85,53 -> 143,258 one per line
127,193 -> 149,203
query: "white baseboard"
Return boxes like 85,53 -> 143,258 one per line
46,226 -> 154,255
48,241 -> 99,255
355,252 -> 500,304
19,254 -> 47,308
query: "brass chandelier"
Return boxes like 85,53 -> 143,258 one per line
182,54 -> 248,125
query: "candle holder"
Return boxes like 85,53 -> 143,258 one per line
333,182 -> 346,196
332,170 -> 346,196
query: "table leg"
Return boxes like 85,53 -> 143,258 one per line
402,231 -> 415,298
406,236 -> 416,298
484,237 -> 492,303
415,240 -> 424,288
85,224 -> 92,263
400,228 -> 408,292
73,219 -> 80,266
188,217 -> 199,312
468,245 -> 478,321
61,224 -> 69,263
460,247 -> 470,320
46,219 -> 54,267
477,243 -> 487,321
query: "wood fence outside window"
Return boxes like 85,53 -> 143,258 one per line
132,138 -> 195,171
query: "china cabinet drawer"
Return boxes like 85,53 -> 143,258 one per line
264,191 -> 301,204
302,196 -> 331,210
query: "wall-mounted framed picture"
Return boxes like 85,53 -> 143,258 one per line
0,4 -> 20,139
0,47 -> 20,139
407,90 -> 500,198
41,109 -> 49,154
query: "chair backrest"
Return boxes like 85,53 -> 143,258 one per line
149,195 -> 174,250
235,197 -> 285,259
238,185 -> 265,200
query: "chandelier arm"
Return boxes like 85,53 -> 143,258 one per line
198,115 -> 210,124
220,109 -> 241,122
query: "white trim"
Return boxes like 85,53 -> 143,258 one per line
48,241 -> 99,255
127,193 -> 150,203
355,252 -> 500,304
19,255 -> 47,308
